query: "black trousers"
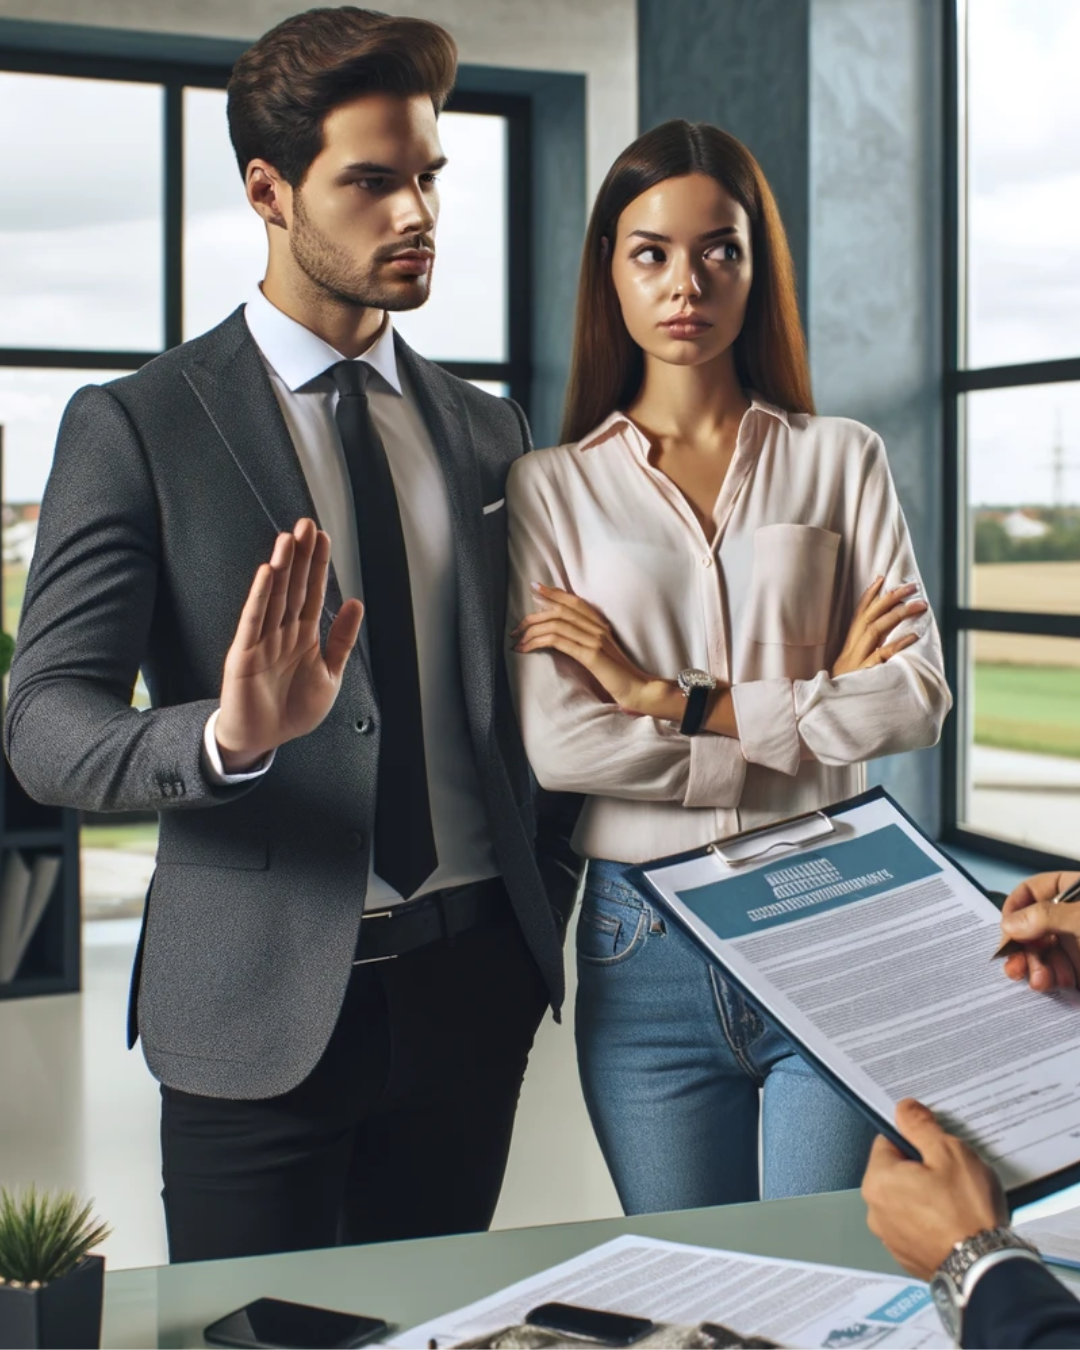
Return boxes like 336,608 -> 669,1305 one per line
160,901 -> 549,1262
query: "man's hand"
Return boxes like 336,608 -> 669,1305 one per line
1000,872 -> 1080,992
215,518 -> 364,772
831,577 -> 927,677
862,1098 -> 1007,1281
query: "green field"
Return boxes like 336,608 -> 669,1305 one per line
80,823 -> 159,853
2,564 -> 26,639
975,663 -> 1080,759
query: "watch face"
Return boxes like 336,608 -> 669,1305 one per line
930,1275 -> 961,1343
678,668 -> 714,692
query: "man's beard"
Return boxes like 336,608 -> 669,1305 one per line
289,191 -> 434,312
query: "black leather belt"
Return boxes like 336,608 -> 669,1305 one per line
353,876 -> 509,964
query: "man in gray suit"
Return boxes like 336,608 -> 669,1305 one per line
5,7 -> 578,1262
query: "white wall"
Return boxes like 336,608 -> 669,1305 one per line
0,0 -> 637,197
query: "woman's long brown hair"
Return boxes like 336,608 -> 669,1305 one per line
561,120 -> 814,445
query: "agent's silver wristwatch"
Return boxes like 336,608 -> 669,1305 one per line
677,668 -> 717,737
929,1226 -> 1041,1344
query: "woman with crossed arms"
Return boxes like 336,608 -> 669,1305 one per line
506,120 -> 952,1213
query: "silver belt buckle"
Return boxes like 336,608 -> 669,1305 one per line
352,903 -> 401,964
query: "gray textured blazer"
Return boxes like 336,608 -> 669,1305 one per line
4,308 -> 578,1100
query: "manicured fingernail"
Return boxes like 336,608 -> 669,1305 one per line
530,581 -> 544,592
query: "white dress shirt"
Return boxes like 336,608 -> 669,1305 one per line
204,286 -> 499,905
507,399 -> 952,864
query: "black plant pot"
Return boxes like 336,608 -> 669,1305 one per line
0,1255 -> 104,1349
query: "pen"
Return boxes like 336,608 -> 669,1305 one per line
992,876 -> 1080,959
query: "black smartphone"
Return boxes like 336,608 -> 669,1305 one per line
524,1301 -> 654,1346
203,1297 -> 388,1349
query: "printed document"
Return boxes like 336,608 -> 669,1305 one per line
641,794 -> 1080,1194
383,1234 -> 947,1348
1017,1205 -> 1080,1270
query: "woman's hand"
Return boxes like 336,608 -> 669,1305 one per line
511,584 -> 676,716
831,577 -> 928,677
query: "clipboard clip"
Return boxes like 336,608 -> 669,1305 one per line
708,810 -> 837,867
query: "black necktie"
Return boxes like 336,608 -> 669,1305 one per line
329,360 -> 438,899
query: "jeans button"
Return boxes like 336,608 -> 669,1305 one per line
354,717 -> 373,734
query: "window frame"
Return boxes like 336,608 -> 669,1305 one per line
0,45 -> 532,407
941,0 -> 1080,871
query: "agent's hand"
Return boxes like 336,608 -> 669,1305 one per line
511,584 -> 673,716
1000,871 -> 1080,992
862,1099 -> 1008,1281
216,519 -> 364,772
832,578 -> 928,677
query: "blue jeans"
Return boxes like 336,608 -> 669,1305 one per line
575,859 -> 874,1215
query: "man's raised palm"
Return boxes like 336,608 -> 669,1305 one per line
216,518 -> 364,771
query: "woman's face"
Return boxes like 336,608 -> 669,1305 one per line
609,172 -> 752,369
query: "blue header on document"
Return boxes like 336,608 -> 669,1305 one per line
677,824 -> 942,939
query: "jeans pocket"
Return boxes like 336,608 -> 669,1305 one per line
577,888 -> 649,967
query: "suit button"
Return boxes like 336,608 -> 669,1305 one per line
346,831 -> 364,851
354,717 -> 373,734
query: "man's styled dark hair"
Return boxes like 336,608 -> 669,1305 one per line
227,6 -> 458,186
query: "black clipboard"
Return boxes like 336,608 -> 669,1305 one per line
628,784 -> 1080,1210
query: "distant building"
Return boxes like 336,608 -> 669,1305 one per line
1002,509 -> 1051,540
2,518 -> 37,568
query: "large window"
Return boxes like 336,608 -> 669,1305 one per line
944,0 -> 1080,866
0,42 -> 529,918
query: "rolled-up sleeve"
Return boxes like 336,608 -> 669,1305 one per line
731,433 -> 952,774
506,458 -> 746,809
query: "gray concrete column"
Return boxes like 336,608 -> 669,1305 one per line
809,0 -> 945,832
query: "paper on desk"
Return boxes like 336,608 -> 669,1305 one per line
382,1234 -> 947,1349
1018,1203 -> 1080,1271
643,795 -> 1080,1194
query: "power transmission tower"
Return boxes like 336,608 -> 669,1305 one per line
1044,410 -> 1080,514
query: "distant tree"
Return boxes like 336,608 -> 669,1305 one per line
974,517 -> 1011,564
973,512 -> 1080,565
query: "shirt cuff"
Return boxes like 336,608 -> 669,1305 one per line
202,709 -> 275,785
962,1247 -> 1045,1304
731,679 -> 800,776
683,732 -> 747,809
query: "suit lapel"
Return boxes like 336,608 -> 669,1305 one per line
181,310 -> 353,657
394,335 -> 497,723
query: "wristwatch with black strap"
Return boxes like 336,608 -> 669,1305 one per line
930,1225 -> 1042,1344
677,667 -> 718,737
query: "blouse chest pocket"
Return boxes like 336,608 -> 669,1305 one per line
743,523 -> 841,649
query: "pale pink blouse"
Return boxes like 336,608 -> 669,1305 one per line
506,398 -> 952,863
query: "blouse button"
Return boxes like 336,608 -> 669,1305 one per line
701,555 -> 713,568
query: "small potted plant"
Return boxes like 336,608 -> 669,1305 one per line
0,1186 -> 110,1350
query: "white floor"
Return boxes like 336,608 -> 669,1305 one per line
0,914 -> 620,1271
968,746 -> 1080,858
